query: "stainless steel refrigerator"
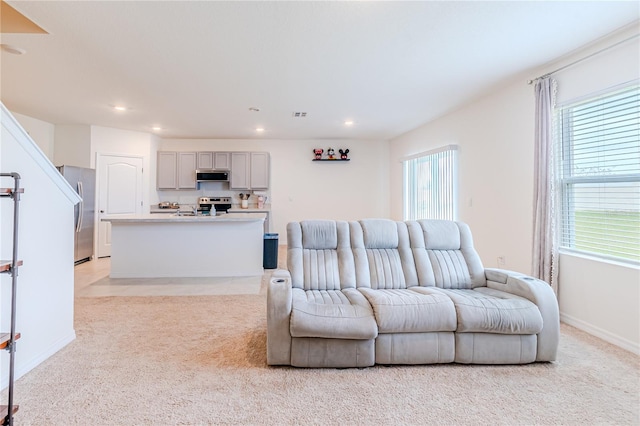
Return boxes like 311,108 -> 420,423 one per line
57,165 -> 96,264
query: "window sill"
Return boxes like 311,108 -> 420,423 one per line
558,249 -> 640,270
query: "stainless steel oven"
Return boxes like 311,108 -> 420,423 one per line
198,197 -> 232,215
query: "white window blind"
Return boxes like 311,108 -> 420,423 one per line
403,145 -> 457,221
557,84 -> 640,264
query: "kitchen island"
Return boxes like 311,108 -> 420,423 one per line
101,213 -> 266,278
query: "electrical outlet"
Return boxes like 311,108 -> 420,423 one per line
497,256 -> 505,267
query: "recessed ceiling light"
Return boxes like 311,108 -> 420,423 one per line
152,126 -> 162,131
256,127 -> 265,132
0,44 -> 26,55
344,120 -> 354,126
113,105 -> 128,111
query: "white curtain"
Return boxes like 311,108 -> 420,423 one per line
532,77 -> 558,293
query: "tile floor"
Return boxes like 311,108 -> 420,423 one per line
74,245 -> 287,297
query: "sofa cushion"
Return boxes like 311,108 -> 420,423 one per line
359,288 -> 456,333
351,220 -> 418,290
301,220 -> 338,250
407,220 -> 486,289
360,219 -> 399,249
433,288 -> 543,335
290,288 -> 378,339
287,220 -> 356,290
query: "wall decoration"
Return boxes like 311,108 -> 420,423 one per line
327,147 -> 336,159
312,147 -> 350,162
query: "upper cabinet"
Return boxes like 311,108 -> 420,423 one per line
157,152 -> 177,189
159,151 -> 268,190
250,152 -> 269,189
197,152 -> 213,169
197,152 -> 230,170
230,152 -> 270,190
177,152 -> 197,189
157,151 -> 197,190
214,152 -> 231,170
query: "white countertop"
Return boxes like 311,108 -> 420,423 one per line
228,207 -> 271,213
102,212 -> 266,223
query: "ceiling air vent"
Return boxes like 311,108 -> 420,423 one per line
292,112 -> 307,118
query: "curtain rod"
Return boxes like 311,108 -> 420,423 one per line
527,33 -> 639,84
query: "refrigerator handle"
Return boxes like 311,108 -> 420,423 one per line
76,181 -> 83,233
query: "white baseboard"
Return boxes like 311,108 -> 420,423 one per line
1,330 -> 76,389
560,313 -> 639,355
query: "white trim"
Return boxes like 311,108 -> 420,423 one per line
1,102 -> 81,204
400,144 -> 458,162
95,153 -> 145,258
556,79 -> 639,108
559,249 -> 640,270
560,313 -> 639,355
0,331 -> 76,389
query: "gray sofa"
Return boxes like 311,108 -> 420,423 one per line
267,219 -> 559,368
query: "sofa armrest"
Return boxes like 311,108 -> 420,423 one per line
485,268 -> 560,362
267,269 -> 293,365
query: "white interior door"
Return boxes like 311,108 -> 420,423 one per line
97,154 -> 143,257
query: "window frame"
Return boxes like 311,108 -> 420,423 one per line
402,145 -> 458,221
556,83 -> 640,265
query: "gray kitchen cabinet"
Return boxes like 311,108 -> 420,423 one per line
214,152 -> 231,170
177,152 -> 197,189
157,151 -> 197,190
157,152 -> 177,189
197,152 -> 213,169
230,152 -> 269,190
230,152 -> 250,189
197,152 -> 230,170
250,152 -> 269,189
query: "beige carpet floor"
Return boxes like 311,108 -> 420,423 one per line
4,294 -> 639,425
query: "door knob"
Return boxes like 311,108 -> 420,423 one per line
100,210 -> 105,213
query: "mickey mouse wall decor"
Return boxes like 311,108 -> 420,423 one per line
312,147 -> 350,161
327,147 -> 336,160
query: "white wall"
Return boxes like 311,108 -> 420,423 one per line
1,106 -> 80,388
54,124 -> 91,168
388,24 -> 640,353
11,112 -> 55,161
390,80 -> 534,273
159,139 -> 390,238
559,255 -> 639,353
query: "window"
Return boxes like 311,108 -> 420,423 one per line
557,84 -> 640,264
403,145 -> 457,221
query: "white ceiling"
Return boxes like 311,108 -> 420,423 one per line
1,1 -> 638,140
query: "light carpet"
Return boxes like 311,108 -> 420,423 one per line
76,276 -> 263,297
4,295 -> 639,425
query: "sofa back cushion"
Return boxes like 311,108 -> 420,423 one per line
351,219 -> 418,289
287,220 -> 355,290
407,220 -> 486,289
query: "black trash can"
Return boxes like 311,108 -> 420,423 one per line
263,233 -> 279,269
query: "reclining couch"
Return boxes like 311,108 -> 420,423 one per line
267,219 -> 559,368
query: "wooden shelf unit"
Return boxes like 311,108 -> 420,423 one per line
0,188 -> 23,195
1,173 -> 23,426
0,334 -> 20,351
0,261 -> 22,273
0,406 -> 18,421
